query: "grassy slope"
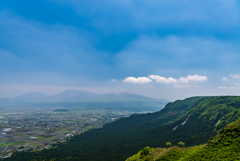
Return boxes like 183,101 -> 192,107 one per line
7,96 -> 240,161
127,119 -> 240,161
148,96 -> 240,146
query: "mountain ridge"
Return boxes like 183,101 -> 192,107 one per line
0,90 -> 167,112
0,89 -> 167,103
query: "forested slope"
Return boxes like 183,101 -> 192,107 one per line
6,96 -> 240,161
126,118 -> 240,161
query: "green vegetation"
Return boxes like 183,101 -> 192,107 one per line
17,133 -> 24,136
0,143 -> 9,148
126,146 -> 198,161
52,109 -> 69,112
6,96 -> 240,161
166,142 -> 172,147
33,159 -> 56,161
177,142 -> 184,147
126,119 -> 240,160
85,126 -> 92,130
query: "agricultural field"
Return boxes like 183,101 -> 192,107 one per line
0,105 -> 134,157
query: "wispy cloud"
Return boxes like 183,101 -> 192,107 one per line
218,86 -> 226,89
178,75 -> 207,83
218,86 -> 240,89
231,74 -> 240,78
221,77 -> 230,81
116,36 -> 240,77
61,0 -> 240,33
194,85 -> 202,88
173,84 -> 190,88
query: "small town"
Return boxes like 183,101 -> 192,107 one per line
0,109 -> 128,158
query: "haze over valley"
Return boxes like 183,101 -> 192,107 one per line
0,90 -> 167,158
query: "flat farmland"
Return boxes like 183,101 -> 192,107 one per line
0,105 -> 133,154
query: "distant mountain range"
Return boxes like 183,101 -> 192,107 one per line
0,90 -> 168,111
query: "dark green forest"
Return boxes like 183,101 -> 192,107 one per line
5,96 -> 240,161
127,119 -> 240,160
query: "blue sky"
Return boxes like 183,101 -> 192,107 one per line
1,0 -> 240,100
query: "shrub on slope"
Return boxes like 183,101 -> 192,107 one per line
126,119 -> 240,161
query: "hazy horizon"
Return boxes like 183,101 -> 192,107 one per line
2,87 -> 240,102
1,0 -> 240,101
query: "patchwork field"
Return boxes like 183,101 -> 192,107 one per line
0,128 -> 72,149
0,105 -> 134,155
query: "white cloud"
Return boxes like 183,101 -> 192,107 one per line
149,85 -> 154,88
112,79 -> 117,82
218,86 -> 226,89
179,75 -> 207,83
124,74 -> 207,85
235,83 -> 240,86
173,84 -> 190,88
218,86 -> 240,89
148,75 -> 177,84
149,74 -> 207,84
231,74 -> 240,78
230,87 -> 240,89
221,77 -> 230,81
194,85 -> 202,88
123,76 -> 152,84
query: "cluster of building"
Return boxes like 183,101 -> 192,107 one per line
6,114 -> 117,131
0,112 -> 126,158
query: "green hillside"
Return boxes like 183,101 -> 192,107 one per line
126,118 -> 240,161
6,96 -> 240,161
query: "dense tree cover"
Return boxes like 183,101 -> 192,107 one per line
5,96 -> 240,161
126,119 -> 240,161
34,159 -> 55,161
